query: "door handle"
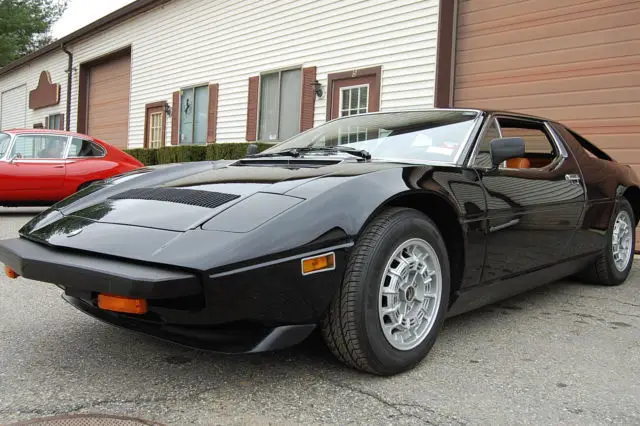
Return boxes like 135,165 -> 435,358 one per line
565,174 -> 581,184
53,165 -> 64,168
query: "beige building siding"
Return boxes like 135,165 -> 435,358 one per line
64,0 -> 440,146
0,51 -> 69,130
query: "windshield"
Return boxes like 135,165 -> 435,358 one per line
260,110 -> 480,163
0,133 -> 11,159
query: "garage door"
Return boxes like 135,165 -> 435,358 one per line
86,53 -> 131,149
453,0 -> 640,175
1,85 -> 27,130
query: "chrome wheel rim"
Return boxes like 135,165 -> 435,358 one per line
378,238 -> 442,351
612,210 -> 633,272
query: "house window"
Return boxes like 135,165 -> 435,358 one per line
340,85 -> 369,117
258,68 -> 301,141
47,113 -> 64,130
179,85 -> 208,144
149,112 -> 163,148
337,85 -> 371,145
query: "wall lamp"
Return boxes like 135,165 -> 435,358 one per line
311,80 -> 323,98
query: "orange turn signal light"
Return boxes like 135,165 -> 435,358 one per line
302,252 -> 336,275
4,265 -> 19,279
98,293 -> 148,315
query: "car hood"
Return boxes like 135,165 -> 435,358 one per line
21,158 -> 405,234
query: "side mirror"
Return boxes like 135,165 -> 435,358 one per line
489,137 -> 525,168
8,152 -> 19,164
246,144 -> 259,156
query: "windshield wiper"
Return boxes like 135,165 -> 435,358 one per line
247,146 -> 371,160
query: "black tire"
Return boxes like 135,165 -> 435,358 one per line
320,207 -> 450,375
578,198 -> 635,286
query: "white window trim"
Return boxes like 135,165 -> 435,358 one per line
339,84 -> 370,118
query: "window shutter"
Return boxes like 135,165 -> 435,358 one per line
246,76 -> 259,141
58,114 -> 65,130
300,66 -> 317,132
171,91 -> 179,145
207,83 -> 219,143
44,116 -> 49,129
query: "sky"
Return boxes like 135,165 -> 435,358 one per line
51,0 -> 137,39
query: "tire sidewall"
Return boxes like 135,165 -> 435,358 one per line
604,198 -> 635,283
358,210 -> 450,374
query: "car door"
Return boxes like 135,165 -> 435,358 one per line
469,115 -> 586,283
5,133 -> 68,193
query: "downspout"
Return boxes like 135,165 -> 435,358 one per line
61,43 -> 72,131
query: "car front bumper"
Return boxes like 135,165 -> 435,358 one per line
0,237 -> 348,353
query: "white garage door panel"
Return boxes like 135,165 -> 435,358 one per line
1,85 -> 27,130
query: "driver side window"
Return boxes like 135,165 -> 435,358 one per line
472,117 -> 560,170
10,135 -> 68,159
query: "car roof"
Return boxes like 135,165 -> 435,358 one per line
1,128 -> 98,140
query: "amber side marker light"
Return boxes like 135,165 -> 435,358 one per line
301,252 -> 336,275
4,265 -> 19,279
98,293 -> 148,315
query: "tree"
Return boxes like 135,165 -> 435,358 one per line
0,0 -> 68,67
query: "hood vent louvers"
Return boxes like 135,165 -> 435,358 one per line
232,158 -> 342,168
109,187 -> 240,209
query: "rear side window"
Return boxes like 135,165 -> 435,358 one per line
68,138 -> 106,157
551,123 -> 612,161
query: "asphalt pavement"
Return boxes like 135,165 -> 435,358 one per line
1,208 -> 639,425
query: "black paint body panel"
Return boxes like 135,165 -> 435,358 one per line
1,109 -> 638,353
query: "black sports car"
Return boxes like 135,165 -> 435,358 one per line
1,108 -> 638,375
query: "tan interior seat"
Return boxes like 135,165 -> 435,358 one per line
506,157 -> 531,169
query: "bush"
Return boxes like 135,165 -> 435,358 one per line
124,143 -> 273,166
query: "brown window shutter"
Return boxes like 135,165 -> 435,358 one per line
300,66 -> 317,132
246,76 -> 259,141
44,116 -> 49,129
207,83 -> 219,143
58,114 -> 65,130
171,91 -> 180,145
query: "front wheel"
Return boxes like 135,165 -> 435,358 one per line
321,207 -> 450,375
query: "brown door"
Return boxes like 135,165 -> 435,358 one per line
144,103 -> 166,148
86,53 -> 131,149
327,67 -> 382,120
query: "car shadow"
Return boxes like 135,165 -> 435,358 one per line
21,274 -> 611,381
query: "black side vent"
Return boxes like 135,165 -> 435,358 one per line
109,187 -> 240,209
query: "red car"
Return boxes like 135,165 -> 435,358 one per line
0,129 -> 143,206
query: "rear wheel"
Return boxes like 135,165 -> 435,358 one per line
320,207 -> 450,375
579,198 -> 635,286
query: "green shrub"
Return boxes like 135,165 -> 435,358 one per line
124,142 -> 273,166
124,148 -> 158,165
